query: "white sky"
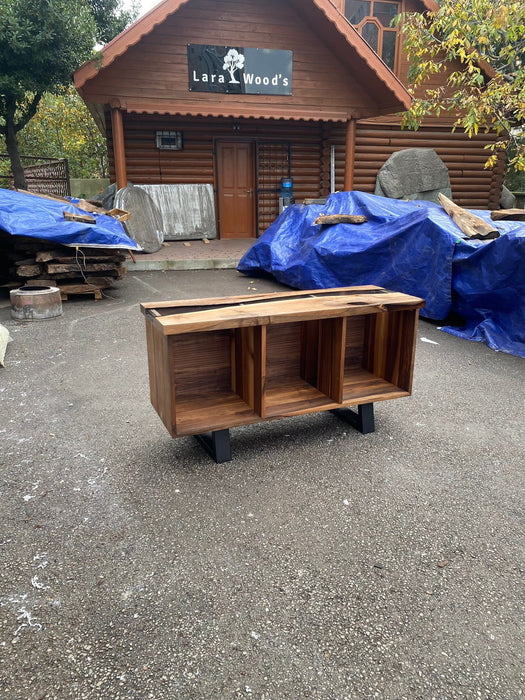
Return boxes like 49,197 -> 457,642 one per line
128,0 -> 163,18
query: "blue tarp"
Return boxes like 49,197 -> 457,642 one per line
443,232 -> 525,356
0,188 -> 142,250
238,191 -> 525,358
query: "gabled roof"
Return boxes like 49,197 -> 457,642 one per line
74,0 -> 412,113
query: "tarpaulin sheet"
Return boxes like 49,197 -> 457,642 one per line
238,191 -> 525,358
442,229 -> 525,357
0,188 -> 142,250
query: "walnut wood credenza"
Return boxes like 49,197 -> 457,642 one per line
141,286 -> 425,462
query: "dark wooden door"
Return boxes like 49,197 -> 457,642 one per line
217,141 -> 255,238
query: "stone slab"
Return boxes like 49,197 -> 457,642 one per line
114,186 -> 164,253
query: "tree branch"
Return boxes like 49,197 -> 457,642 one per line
15,92 -> 43,133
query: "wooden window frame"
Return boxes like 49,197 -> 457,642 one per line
345,0 -> 401,73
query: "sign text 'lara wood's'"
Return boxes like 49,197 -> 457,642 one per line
187,45 -> 293,95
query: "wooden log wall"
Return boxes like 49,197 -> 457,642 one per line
325,123 -> 505,209
108,112 -> 505,220
107,113 -> 324,235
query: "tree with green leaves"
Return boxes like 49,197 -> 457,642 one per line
397,0 -> 525,174
0,0 -> 96,188
0,0 -> 138,189
89,0 -> 139,45
11,87 -> 108,179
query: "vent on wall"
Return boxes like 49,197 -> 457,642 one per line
155,131 -> 184,150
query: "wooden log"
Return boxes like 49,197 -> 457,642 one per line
17,189 -> 69,203
37,248 -> 125,263
438,194 -> 500,239
16,263 -> 44,277
491,208 -> 525,221
75,199 -> 106,214
58,283 -> 103,300
46,262 -> 119,274
35,250 -> 61,263
63,211 -> 96,224
313,214 -> 367,226
29,279 -> 57,286
48,270 -> 121,280
13,256 -> 37,265
40,253 -> 126,264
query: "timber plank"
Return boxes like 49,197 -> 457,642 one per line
174,391 -> 259,436
140,286 -> 383,314
153,292 -> 425,335
46,262 -> 120,274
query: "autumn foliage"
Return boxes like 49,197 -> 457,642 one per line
397,0 -> 525,173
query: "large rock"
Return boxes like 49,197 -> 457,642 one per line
500,185 -> 517,209
92,180 -> 133,210
375,148 -> 452,203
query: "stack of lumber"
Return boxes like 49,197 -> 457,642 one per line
0,232 -> 127,300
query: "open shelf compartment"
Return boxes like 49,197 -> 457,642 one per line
264,319 -> 345,418
172,327 -> 267,436
342,310 -> 419,404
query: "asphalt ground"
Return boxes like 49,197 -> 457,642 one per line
0,270 -> 523,700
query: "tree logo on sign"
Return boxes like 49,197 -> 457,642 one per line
223,49 -> 245,84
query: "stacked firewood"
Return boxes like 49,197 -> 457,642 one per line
0,233 -> 127,300
0,190 -> 132,300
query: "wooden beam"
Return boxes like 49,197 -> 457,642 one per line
344,118 -> 356,191
438,193 -> 499,239
491,208 -> 525,221
313,214 -> 367,225
111,107 -> 127,190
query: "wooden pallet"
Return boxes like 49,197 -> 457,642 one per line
59,283 -> 105,300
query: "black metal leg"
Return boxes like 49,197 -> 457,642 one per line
194,429 -> 232,463
331,403 -> 375,434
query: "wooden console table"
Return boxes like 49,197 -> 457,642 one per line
141,286 -> 425,462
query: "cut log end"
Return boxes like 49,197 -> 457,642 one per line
491,208 -> 525,222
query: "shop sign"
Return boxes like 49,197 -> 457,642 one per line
188,45 -> 292,95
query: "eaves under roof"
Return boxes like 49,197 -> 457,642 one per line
74,0 -> 412,112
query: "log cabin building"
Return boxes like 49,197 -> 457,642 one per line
74,0 -> 505,239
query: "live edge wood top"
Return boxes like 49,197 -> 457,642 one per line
140,286 -> 425,335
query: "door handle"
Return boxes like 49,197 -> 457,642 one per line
246,188 -> 253,199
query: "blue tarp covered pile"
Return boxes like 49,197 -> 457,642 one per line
238,191 -> 525,358
0,188 -> 141,250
